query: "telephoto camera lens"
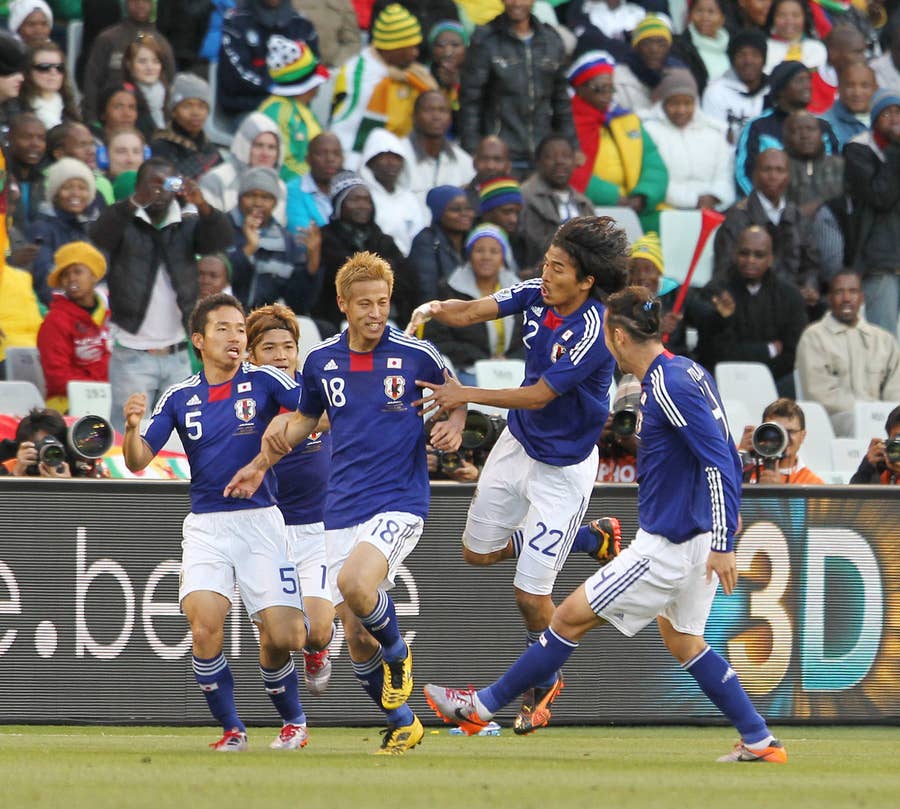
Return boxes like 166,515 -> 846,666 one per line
37,436 -> 66,468
885,436 -> 900,465
751,422 -> 789,459
68,416 -> 114,460
611,408 -> 637,437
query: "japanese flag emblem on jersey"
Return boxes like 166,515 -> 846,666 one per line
384,375 -> 405,400
237,381 -> 251,392
387,357 -> 402,368
235,397 -> 256,422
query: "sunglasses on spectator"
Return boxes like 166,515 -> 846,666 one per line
33,62 -> 65,73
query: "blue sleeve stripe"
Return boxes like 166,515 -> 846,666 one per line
569,307 -> 602,366
149,375 -> 200,419
705,466 -> 728,551
650,367 -> 687,427
252,363 -> 299,389
388,332 -> 445,368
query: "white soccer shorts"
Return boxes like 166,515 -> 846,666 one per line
286,521 -> 332,603
180,505 -> 303,621
325,511 -> 424,606
463,428 -> 597,596
583,529 -> 718,637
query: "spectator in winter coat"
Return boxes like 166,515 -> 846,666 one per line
820,61 -> 877,149
782,109 -> 843,221
613,13 -> 682,115
642,68 -> 734,213
37,241 -> 110,413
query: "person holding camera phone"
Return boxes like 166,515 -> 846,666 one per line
90,156 -> 233,433
738,397 -> 824,484
407,216 -> 625,735
850,404 -> 900,485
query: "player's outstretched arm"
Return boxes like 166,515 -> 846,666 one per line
122,393 -> 156,472
405,296 -> 500,335
414,373 -> 557,420
224,411 -> 319,499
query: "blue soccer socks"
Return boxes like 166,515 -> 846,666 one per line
260,656 -> 307,726
193,653 -> 245,732
361,590 -> 406,662
685,645 -> 770,744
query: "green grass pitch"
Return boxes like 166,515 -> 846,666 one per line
1,725 -> 897,809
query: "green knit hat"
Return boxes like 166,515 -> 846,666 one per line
631,13 -> 672,47
372,3 -> 423,51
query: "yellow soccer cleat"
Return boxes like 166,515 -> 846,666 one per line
382,644 -> 413,710
375,714 -> 424,755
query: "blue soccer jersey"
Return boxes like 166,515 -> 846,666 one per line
636,352 -> 742,551
493,279 -> 615,465
272,371 -> 332,526
142,362 -> 301,514
299,327 -> 447,530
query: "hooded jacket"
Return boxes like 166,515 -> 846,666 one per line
37,291 -> 110,406
199,112 -> 287,220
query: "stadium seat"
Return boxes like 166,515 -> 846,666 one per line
474,359 -> 526,417
5,346 -> 46,398
714,362 -> 777,425
0,381 -> 45,417
204,62 -> 239,147
722,398 -> 752,444
67,381 -> 112,420
830,437 -> 869,483
853,401 -> 894,441
296,316 -> 322,368
659,210 -> 720,288
593,206 -> 643,243
66,21 -> 83,104
793,368 -> 804,400
796,400 -> 834,479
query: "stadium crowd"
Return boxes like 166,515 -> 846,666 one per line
0,0 -> 898,486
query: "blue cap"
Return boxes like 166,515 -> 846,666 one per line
870,88 -> 900,129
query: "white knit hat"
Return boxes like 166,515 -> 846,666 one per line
45,157 -> 96,202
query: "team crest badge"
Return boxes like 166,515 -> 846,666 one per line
550,343 -> 566,362
384,375 -> 405,400
235,398 -> 256,422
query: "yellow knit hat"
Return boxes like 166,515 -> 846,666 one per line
630,232 -> 664,274
47,241 -> 107,289
372,3 -> 423,51
631,13 -> 673,48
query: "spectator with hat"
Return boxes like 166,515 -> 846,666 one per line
701,28 -> 768,145
258,36 -> 329,182
0,30 -> 27,144
423,222 -> 523,384
613,12 -> 681,115
218,0 -> 319,117
408,184 -> 473,303
358,127 -> 427,255
80,0 -> 177,125
426,19 -> 467,135
567,50 -> 668,232
643,68 -> 734,214
734,60 -> 838,197
7,0 -> 52,49
28,156 -> 101,305
314,169 -> 417,332
149,73 -> 223,180
475,174 -> 527,275
458,0 -> 574,175
226,166 -> 318,314
330,2 -> 437,163
36,241 -> 110,413
843,87 -> 900,336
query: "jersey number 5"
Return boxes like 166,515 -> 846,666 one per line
185,410 -> 202,440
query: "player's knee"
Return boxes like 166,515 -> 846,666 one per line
261,620 -> 306,655
189,620 -> 224,655
336,573 -> 369,614
515,590 -> 552,625
305,624 -> 334,651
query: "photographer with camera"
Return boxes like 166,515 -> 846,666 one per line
2,407 -> 113,478
426,409 -> 508,483
738,398 -> 825,484
850,404 -> 900,485
597,375 -> 640,483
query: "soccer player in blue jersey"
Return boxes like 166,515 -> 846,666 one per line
226,251 -> 466,754
122,293 -> 311,752
405,216 -> 626,734
246,304 -> 335,696
424,285 -> 789,764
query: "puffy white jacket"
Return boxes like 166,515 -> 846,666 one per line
643,106 -> 735,210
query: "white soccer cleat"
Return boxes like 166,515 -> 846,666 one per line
269,722 -> 309,750
423,684 -> 490,736
209,728 -> 248,752
303,648 -> 333,696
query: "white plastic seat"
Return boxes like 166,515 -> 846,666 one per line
66,21 -> 83,104
593,206 -> 643,243
67,381 -> 112,420
204,61 -> 239,147
5,346 -> 46,397
473,359 -> 526,418
658,210 -> 721,288
830,437 -> 869,483
295,316 -> 322,367
0,381 -> 45,417
853,401 -> 895,441
714,362 -> 778,425
796,400 -> 835,480
721,398 -> 752,444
